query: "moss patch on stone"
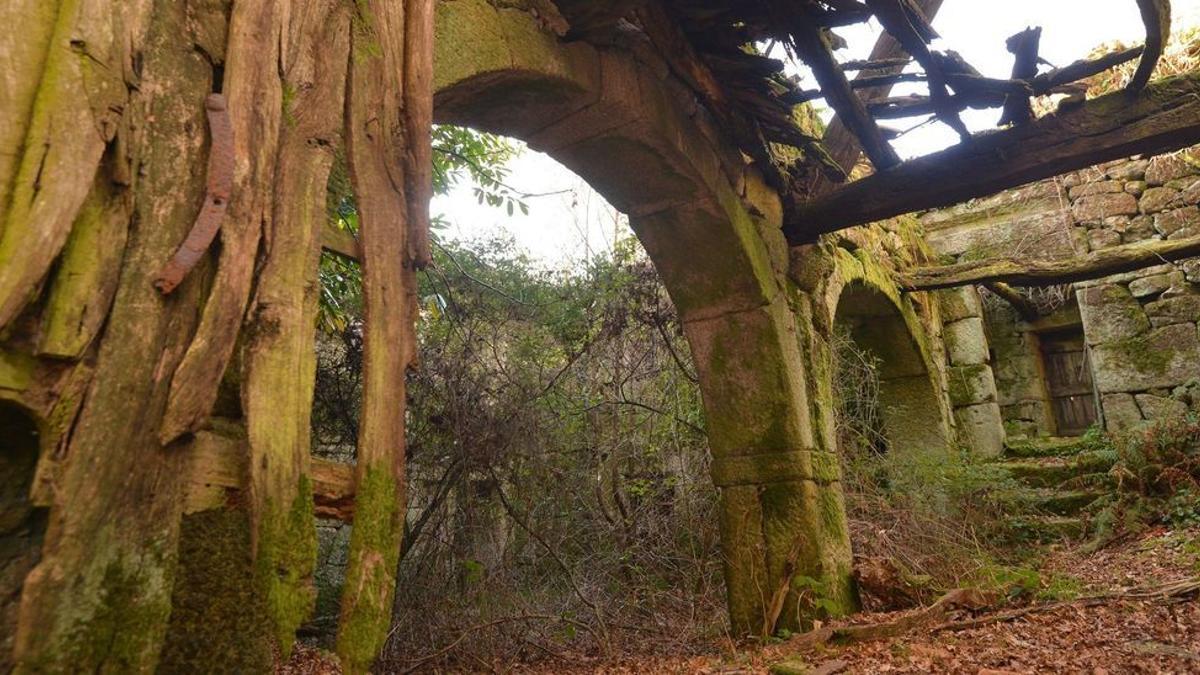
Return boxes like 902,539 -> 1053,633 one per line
1110,334 -> 1174,376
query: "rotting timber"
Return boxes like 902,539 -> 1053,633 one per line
2,0 -> 1200,671
0,0 -> 432,672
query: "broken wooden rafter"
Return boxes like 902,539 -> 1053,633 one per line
809,44 -> 1145,115
1030,45 -> 1145,95
784,71 -> 1200,243
862,43 -> 1149,120
789,72 -> 926,104
1129,0 -> 1172,93
869,91 -> 1002,119
901,235 -> 1200,291
840,56 -> 913,71
864,0 -> 971,142
637,2 -> 807,187
812,0 -> 946,195
792,23 -> 902,170
999,27 -> 1042,126
809,1 -> 874,28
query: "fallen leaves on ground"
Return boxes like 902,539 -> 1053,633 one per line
280,527 -> 1200,674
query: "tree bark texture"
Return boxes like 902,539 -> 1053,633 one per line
0,0 -> 431,671
336,1 -> 427,671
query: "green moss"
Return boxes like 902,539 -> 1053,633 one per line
257,475 -> 318,658
0,348 -> 36,391
948,364 -> 992,405
434,0 -> 512,91
159,509 -> 273,674
40,544 -> 174,674
351,1 -> 383,61
1111,334 -> 1173,375
40,176 -> 124,359
336,465 -> 402,673
281,82 -> 298,128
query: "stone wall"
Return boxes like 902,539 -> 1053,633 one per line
938,286 -> 1005,456
790,215 -> 997,461
1078,267 -> 1200,430
922,147 -> 1200,436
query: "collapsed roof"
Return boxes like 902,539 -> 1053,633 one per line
546,1 -> 1195,242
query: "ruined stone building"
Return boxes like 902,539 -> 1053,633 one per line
923,148 -> 1200,443
1,0 -> 1198,671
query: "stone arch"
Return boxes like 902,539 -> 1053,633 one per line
432,0 -> 855,635
833,281 -> 952,461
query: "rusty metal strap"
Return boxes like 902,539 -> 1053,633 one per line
154,93 -> 235,294
709,449 -> 841,488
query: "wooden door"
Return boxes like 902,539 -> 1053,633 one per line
1040,328 -> 1099,436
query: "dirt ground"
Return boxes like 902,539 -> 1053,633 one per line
281,527 -> 1200,674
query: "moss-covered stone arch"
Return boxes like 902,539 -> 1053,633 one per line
822,247 -> 954,464
433,0 -> 855,637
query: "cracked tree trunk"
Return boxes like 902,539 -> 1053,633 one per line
335,0 -> 430,671
1,0 -> 430,670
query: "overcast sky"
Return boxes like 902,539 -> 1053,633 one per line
435,0 -> 1200,267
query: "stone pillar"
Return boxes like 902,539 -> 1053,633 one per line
939,287 -> 1006,456
684,293 -> 855,637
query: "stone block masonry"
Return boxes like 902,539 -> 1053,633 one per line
924,146 -> 1200,437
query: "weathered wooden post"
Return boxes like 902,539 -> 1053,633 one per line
0,0 -> 432,671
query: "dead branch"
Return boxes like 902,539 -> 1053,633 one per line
931,577 -> 1200,633
780,578 -> 1199,656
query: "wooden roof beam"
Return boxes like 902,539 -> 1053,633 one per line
792,24 -> 902,169
784,71 -> 1200,243
902,235 -> 1200,291
1129,0 -> 1172,92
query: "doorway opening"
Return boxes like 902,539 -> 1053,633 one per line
1037,327 -> 1099,437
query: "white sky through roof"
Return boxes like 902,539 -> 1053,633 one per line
435,1 -> 1200,266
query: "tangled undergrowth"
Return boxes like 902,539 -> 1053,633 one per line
1094,413 -> 1200,543
830,328 -> 1042,610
